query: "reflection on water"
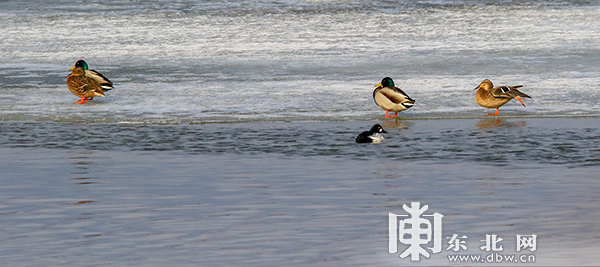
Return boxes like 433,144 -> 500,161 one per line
74,200 -> 96,205
67,151 -> 104,205
71,177 -> 100,185
381,118 -> 412,129
476,118 -> 527,129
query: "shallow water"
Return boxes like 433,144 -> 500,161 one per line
1,0 -> 600,266
1,118 -> 600,167
2,119 -> 600,266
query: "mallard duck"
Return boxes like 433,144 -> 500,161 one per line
474,79 -> 531,115
69,60 -> 114,91
67,66 -> 106,104
355,124 -> 387,143
373,77 -> 415,118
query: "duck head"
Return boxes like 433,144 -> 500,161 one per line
474,79 -> 493,91
375,77 -> 395,88
69,60 -> 89,71
370,124 -> 387,133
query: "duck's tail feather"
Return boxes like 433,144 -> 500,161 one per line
401,102 -> 415,109
86,70 -> 114,91
99,83 -> 114,91
508,86 -> 531,98
93,91 -> 106,97
497,85 -> 530,99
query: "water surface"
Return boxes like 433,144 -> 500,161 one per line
1,0 -> 600,266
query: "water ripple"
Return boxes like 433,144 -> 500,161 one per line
1,118 -> 599,167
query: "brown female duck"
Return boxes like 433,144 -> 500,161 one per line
474,79 -> 531,115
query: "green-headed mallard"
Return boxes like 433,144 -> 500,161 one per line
474,79 -> 531,115
67,60 -> 113,104
69,60 -> 114,91
373,77 -> 415,118
355,124 -> 387,143
67,66 -> 106,104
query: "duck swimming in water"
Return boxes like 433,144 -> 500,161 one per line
474,79 -> 531,115
355,124 -> 387,143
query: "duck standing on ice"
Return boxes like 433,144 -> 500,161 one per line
66,60 -> 114,104
373,77 -> 415,118
474,79 -> 531,115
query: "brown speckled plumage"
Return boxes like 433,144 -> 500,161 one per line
474,79 -> 531,115
67,67 -> 106,104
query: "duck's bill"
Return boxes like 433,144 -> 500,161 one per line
375,83 -> 382,87
69,66 -> 76,71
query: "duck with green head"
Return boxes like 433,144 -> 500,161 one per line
373,77 -> 415,118
67,66 -> 106,104
67,60 -> 114,103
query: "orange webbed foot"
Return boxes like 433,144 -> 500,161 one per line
74,96 -> 89,104
488,108 -> 500,115
385,110 -> 398,118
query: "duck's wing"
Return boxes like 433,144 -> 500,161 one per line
85,69 -> 114,91
490,85 -> 530,99
68,76 -> 106,97
376,86 -> 415,104
355,131 -> 371,143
